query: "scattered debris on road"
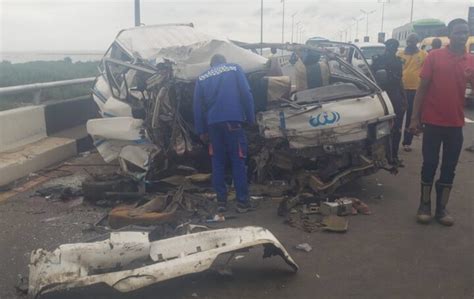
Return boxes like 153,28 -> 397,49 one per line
279,195 -> 370,233
295,243 -> 313,252
27,227 -> 298,298
10,25 -> 399,297
321,215 -> 349,233
352,198 -> 372,215
34,185 -> 82,201
320,198 -> 353,216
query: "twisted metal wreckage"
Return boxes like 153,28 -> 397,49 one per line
27,24 -> 398,297
28,227 -> 299,298
86,23 -> 397,195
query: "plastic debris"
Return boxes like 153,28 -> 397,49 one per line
295,243 -> 313,252
206,214 -> 226,223
27,227 -> 298,298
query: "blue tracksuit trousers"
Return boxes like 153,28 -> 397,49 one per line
208,122 -> 249,203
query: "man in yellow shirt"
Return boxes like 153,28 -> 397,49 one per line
397,33 -> 428,151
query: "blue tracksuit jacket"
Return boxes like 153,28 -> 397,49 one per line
193,63 -> 255,134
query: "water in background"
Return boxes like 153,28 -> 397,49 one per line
0,51 -> 104,63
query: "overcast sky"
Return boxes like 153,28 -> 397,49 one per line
1,0 -> 473,52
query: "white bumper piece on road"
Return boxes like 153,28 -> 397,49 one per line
28,226 -> 299,298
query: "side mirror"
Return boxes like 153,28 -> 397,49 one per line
375,69 -> 388,87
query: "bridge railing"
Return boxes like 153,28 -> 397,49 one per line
0,77 -> 96,108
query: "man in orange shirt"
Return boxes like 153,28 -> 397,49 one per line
397,33 -> 427,152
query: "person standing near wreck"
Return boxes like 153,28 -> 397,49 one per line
397,33 -> 427,152
371,39 -> 407,167
409,18 -> 473,226
193,54 -> 255,213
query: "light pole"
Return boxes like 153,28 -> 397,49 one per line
378,0 -> 390,33
410,0 -> 414,22
281,0 -> 285,43
296,26 -> 303,43
291,12 -> 297,43
134,0 -> 141,27
347,23 -> 353,42
296,21 -> 301,43
260,0 -> 263,54
353,17 -> 363,41
360,9 -> 376,38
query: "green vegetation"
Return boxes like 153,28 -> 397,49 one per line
0,58 -> 99,110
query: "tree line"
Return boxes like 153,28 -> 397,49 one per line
0,58 -> 99,111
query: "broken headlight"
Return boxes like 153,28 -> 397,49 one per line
375,121 -> 391,139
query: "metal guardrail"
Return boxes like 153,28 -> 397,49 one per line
0,77 -> 96,104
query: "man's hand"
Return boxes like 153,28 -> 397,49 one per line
200,133 -> 209,144
409,118 -> 421,135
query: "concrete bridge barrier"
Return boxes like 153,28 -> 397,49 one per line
0,82 -> 98,187
0,106 -> 47,153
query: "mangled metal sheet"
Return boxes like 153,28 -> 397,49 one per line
258,92 -> 393,149
88,24 -> 268,176
87,117 -> 156,168
114,24 -> 268,81
28,227 -> 298,298
88,30 -> 397,189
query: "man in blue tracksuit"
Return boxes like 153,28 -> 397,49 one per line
193,54 -> 255,213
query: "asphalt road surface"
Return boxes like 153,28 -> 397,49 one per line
1,107 -> 473,299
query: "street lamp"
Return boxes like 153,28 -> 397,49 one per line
291,12 -> 298,43
346,23 -> 353,42
378,0 -> 390,33
260,0 -> 263,54
360,9 -> 376,38
296,21 -> 301,43
339,30 -> 345,42
410,0 -> 414,22
296,25 -> 304,43
352,17 -> 363,41
134,0 -> 141,27
300,29 -> 305,44
281,0 -> 285,43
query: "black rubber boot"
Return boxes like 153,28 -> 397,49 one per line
435,181 -> 454,226
416,181 -> 433,224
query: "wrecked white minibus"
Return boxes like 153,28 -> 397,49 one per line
87,23 -> 396,194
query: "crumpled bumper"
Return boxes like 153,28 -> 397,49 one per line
28,226 -> 298,298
